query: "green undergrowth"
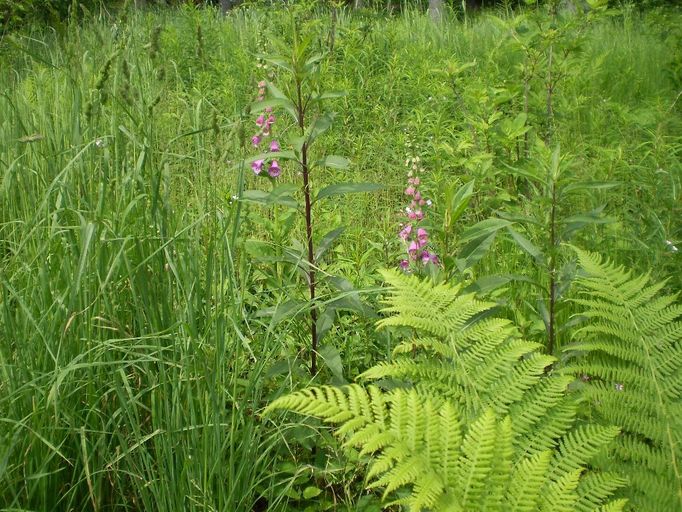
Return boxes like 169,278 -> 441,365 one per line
0,3 -> 680,511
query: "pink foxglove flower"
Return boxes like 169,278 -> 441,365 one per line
398,153 -> 438,270
269,140 -> 280,152
399,224 -> 412,240
251,135 -> 261,147
256,115 -> 265,127
268,160 -> 281,178
251,159 -> 264,175
408,241 -> 419,257
417,228 -> 428,247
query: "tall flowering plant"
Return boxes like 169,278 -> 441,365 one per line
399,156 -> 438,271
250,81 -> 282,178
238,24 -> 381,377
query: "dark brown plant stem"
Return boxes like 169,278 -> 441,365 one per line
296,79 -> 318,376
547,177 -> 557,354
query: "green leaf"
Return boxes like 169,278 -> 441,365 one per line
256,299 -> 306,325
241,184 -> 298,209
316,182 -> 382,202
457,232 -> 497,271
313,91 -> 347,102
448,180 -> 475,223
560,181 -> 619,196
315,227 -> 345,261
304,53 -> 325,72
262,56 -> 294,73
328,276 -> 376,317
316,155 -> 351,171
302,486 -> 323,500
251,97 -> 296,115
507,226 -> 545,265
265,82 -> 298,121
319,344 -> 345,384
307,113 -> 335,145
460,218 -> 512,243
316,306 -> 337,345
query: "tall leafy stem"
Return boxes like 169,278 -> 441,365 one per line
241,18 -> 381,376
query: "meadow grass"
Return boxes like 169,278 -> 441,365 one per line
0,3 -> 680,510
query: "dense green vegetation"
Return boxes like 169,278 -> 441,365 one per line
1,2 -> 680,511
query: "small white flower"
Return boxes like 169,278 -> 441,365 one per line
665,240 -> 679,253
232,195 -> 239,201
426,200 -> 432,207
405,206 -> 413,214
95,138 -> 105,148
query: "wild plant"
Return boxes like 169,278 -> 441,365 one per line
398,154 -> 438,272
266,263 -> 628,511
239,16 -> 381,376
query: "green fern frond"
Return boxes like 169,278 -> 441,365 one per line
576,472 -> 629,512
267,267 -> 628,511
567,247 -> 682,511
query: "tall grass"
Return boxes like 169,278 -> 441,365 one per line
0,4 -> 680,510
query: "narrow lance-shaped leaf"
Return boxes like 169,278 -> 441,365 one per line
316,155 -> 351,171
316,182 -> 383,202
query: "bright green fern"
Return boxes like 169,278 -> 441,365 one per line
266,269 -> 627,511
565,248 -> 682,512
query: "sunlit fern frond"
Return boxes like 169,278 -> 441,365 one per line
267,267 -> 627,511
566,247 -> 682,512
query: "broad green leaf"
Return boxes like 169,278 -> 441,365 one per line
464,273 -> 543,294
262,57 -> 294,73
457,232 -> 497,271
241,184 -> 298,209
560,207 -> 612,240
316,155 -> 351,171
319,344 -> 346,384
256,299 -> 306,326
449,180 -> 475,223
307,113 -> 335,144
500,161 -> 545,186
303,486 -> 324,500
460,218 -> 512,243
304,53 -> 325,72
251,97 -> 295,115
315,226 -> 345,261
316,182 -> 382,202
507,226 -> 545,265
328,276 -> 376,317
265,82 -> 298,122
266,80 -> 288,100
316,307 -> 337,345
